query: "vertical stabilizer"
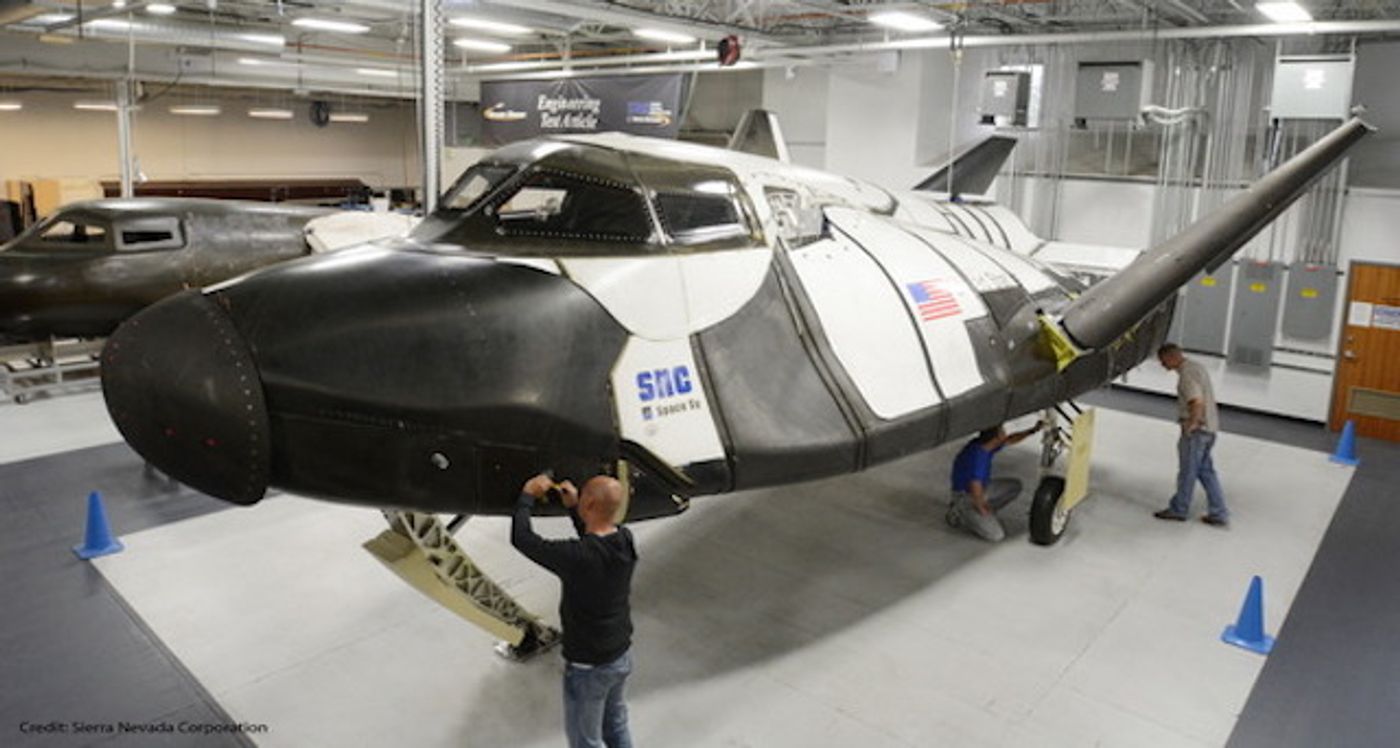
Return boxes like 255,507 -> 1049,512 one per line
914,135 -> 1018,197
728,109 -> 791,163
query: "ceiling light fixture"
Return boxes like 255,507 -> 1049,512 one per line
329,112 -> 369,123
248,107 -> 294,120
291,17 -> 370,34
85,18 -> 132,31
237,57 -> 288,67
237,33 -> 286,47
868,10 -> 944,33
146,3 -> 177,15
449,18 -> 532,35
356,67 -> 399,78
169,104 -> 221,116
1256,2 -> 1312,22
633,28 -> 696,44
112,0 -> 127,7
74,101 -> 119,111
0,101 -> 22,112
452,37 -> 512,53
26,13 -> 75,25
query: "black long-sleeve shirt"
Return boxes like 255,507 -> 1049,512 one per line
511,493 -> 637,665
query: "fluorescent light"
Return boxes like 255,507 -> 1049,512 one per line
453,37 -> 512,53
292,17 -> 370,34
634,28 -> 696,44
74,101 -> 118,111
329,112 -> 369,123
248,107 -> 294,120
26,13 -> 75,24
448,18 -> 532,35
112,0 -> 127,7
356,67 -> 399,78
238,56 -> 287,67
1257,2 -> 1312,22
868,10 -> 944,33
237,33 -> 286,47
86,18 -> 132,30
169,104 -> 221,116
146,3 -> 177,15
0,102 -> 22,112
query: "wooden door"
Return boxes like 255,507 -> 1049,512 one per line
1330,262 -> 1400,441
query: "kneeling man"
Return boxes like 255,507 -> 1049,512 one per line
946,422 -> 1042,542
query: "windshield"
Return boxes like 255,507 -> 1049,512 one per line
2,215 -> 112,253
441,163 -> 517,212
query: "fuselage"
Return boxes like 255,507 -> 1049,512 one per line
100,134 -> 1174,520
0,198 -> 327,343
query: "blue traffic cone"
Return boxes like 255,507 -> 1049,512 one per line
1221,575 -> 1274,655
73,491 -> 124,560
1330,420 -> 1360,466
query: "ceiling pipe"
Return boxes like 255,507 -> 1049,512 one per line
495,0 -> 790,45
452,19 -> 1400,79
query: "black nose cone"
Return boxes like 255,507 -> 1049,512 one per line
101,290 -> 270,505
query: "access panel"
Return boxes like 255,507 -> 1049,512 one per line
1281,264 -> 1340,341
1228,261 -> 1284,368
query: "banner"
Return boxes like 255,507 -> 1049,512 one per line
479,74 -> 684,145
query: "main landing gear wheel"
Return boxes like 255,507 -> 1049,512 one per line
1029,475 -> 1070,546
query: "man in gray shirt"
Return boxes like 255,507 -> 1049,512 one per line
1153,343 -> 1229,526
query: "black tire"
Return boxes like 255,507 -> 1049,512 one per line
1029,475 -> 1069,546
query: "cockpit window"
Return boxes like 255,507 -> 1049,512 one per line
116,217 -> 184,252
36,220 -> 109,249
442,163 -> 517,211
653,187 -> 748,245
490,169 -> 652,243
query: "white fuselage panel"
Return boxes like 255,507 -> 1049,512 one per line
788,235 -> 941,419
610,336 -> 726,466
560,248 -> 772,341
826,208 -> 989,399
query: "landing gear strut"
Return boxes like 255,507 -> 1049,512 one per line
1028,402 -> 1094,546
364,511 -> 561,660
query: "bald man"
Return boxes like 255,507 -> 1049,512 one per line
513,473 -> 638,748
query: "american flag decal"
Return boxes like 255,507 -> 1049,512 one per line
905,280 -> 962,322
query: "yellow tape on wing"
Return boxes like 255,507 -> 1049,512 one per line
1061,408 -> 1096,513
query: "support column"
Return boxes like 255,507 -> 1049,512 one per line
418,0 -> 444,214
115,81 -> 135,199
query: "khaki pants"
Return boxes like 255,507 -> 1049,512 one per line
948,477 -> 1024,542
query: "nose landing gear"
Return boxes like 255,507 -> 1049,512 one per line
1028,403 -> 1096,546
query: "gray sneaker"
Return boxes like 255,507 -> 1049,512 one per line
945,505 -> 962,529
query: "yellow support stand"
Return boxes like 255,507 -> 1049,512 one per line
1060,408 -> 1097,514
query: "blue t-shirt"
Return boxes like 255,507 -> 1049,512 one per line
951,439 -> 1000,493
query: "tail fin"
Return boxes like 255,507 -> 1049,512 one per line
1056,117 -> 1371,353
914,135 -> 1018,197
728,109 -> 790,163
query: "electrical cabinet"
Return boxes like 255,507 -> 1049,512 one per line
1270,56 -> 1354,120
980,71 -> 1030,126
1074,61 -> 1153,122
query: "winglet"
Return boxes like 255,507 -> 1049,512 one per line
1058,117 -> 1371,352
914,135 -> 1018,197
728,109 -> 790,163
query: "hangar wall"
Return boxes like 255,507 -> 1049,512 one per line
0,91 -> 420,191
761,40 -> 1400,421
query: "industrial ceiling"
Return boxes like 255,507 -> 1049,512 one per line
1,1 -> 1399,97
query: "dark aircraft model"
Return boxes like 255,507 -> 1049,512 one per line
99,116 -> 1369,651
0,198 -> 329,344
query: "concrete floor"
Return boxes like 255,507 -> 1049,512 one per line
87,408 -> 1350,747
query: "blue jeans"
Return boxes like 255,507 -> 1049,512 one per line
1169,430 -> 1228,520
563,650 -> 633,748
